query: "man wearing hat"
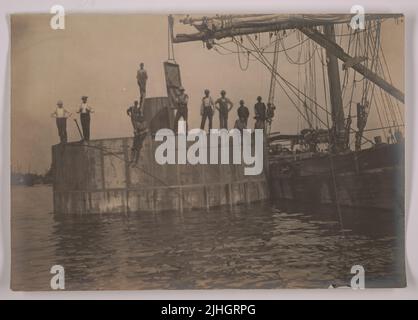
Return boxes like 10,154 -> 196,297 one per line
254,96 -> 267,130
131,112 -> 148,165
136,62 -> 148,104
126,100 -> 141,131
174,86 -> 189,133
77,96 -> 94,141
237,99 -> 250,127
51,100 -> 71,143
200,89 -> 215,130
215,90 -> 233,129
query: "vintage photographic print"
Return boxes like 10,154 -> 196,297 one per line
10,13 -> 405,290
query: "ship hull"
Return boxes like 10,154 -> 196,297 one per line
269,143 -> 404,213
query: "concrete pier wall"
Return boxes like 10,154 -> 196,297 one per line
52,136 -> 269,214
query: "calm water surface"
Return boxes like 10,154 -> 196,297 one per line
11,185 -> 405,290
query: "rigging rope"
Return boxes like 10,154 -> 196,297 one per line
280,37 -> 318,65
239,36 -> 332,118
213,34 -> 310,55
236,40 -> 250,71
64,140 -> 201,210
212,20 -> 396,148
240,35 -> 330,129
237,33 -> 377,145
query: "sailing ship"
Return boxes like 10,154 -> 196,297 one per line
171,14 -> 405,213
52,14 -> 405,216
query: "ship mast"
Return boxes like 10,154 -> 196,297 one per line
173,14 -> 404,102
267,36 -> 279,108
172,14 -> 404,151
323,24 -> 346,152
266,34 -> 280,136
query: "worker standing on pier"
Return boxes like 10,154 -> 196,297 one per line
266,102 -> 276,122
136,62 -> 148,105
131,112 -> 148,164
174,86 -> 189,133
215,90 -> 233,129
51,100 -> 71,144
234,117 -> 247,133
77,96 -> 94,141
254,96 -> 267,130
126,100 -> 141,130
237,99 -> 249,127
200,89 -> 215,130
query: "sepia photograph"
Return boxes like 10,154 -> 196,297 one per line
10,12 -> 405,291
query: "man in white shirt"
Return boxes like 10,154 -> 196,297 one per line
200,89 -> 215,130
51,100 -> 71,143
174,86 -> 189,133
77,96 -> 94,141
215,90 -> 234,129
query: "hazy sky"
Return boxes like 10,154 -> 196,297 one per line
11,14 -> 404,173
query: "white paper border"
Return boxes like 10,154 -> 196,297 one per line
0,0 -> 417,300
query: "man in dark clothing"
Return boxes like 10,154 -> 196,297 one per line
131,113 -> 148,164
266,102 -> 276,121
137,62 -> 148,105
57,118 -> 67,143
355,102 -> 368,151
215,90 -> 233,129
200,89 -> 215,130
254,96 -> 267,129
237,99 -> 250,127
174,86 -> 189,133
77,96 -> 94,141
234,117 -> 247,133
127,100 -> 141,131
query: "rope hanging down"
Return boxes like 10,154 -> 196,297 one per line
206,21 -> 402,146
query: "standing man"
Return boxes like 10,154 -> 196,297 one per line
126,100 -> 141,131
51,100 -> 71,144
254,96 -> 267,130
131,113 -> 148,164
77,96 -> 94,141
174,86 -> 189,133
237,99 -> 250,127
234,117 -> 247,133
266,102 -> 276,123
200,89 -> 215,130
215,90 -> 233,129
136,62 -> 148,105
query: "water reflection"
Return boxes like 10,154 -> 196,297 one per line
11,186 -> 405,290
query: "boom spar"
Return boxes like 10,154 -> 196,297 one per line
172,14 -> 404,104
